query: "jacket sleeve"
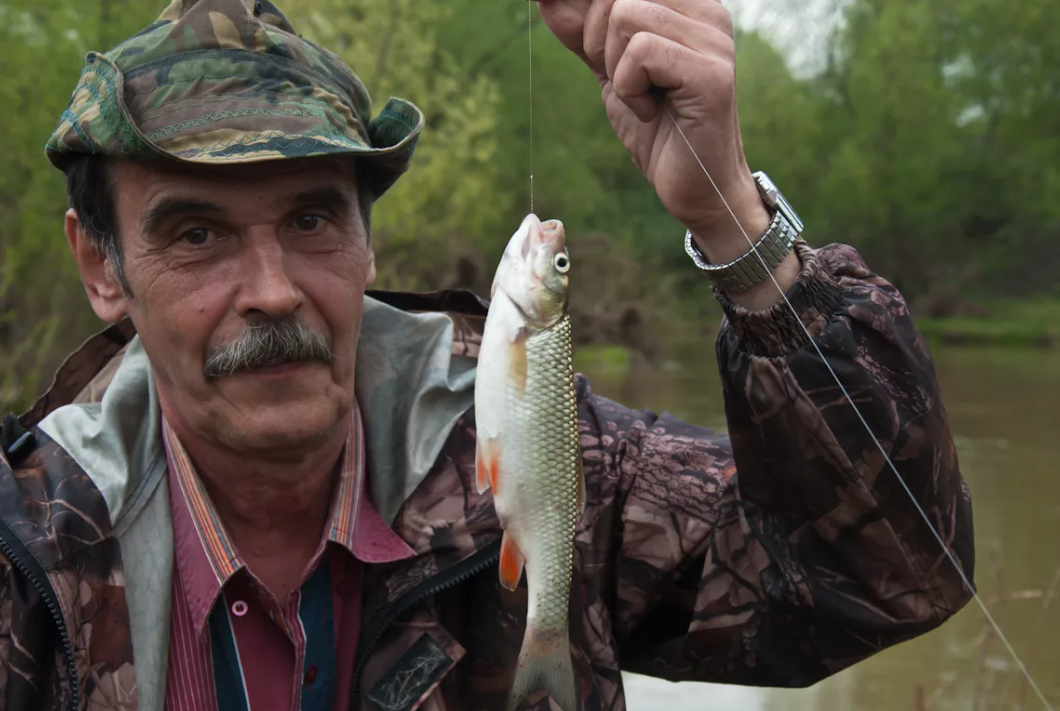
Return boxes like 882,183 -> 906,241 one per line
0,555 -> 8,710
579,242 -> 975,687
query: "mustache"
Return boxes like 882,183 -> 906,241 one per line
203,316 -> 334,379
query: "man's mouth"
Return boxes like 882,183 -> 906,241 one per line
257,356 -> 296,368
239,358 -> 305,375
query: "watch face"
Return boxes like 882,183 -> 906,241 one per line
754,171 -> 803,231
753,171 -> 781,208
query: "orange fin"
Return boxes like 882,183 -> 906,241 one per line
489,447 -> 501,493
498,532 -> 525,591
476,437 -> 501,495
475,449 -> 489,494
509,329 -> 528,395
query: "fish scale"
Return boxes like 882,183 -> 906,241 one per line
504,314 -> 579,628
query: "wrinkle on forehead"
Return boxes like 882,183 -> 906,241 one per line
115,157 -> 359,208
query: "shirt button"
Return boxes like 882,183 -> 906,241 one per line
304,666 -> 318,687
231,600 -> 248,617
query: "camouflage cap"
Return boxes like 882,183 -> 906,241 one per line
45,0 -> 423,199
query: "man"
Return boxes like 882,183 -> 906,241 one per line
0,0 -> 974,709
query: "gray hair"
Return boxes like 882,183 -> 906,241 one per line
203,316 -> 333,379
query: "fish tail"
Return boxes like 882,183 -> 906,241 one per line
506,625 -> 577,711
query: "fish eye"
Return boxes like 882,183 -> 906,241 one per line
554,253 -> 570,274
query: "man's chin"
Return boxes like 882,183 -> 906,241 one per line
208,365 -> 349,445
217,401 -> 347,456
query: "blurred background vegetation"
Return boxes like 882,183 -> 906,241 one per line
1,0 -> 1059,408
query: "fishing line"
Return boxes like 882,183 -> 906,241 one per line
528,0 -> 534,213
664,106 -> 1054,711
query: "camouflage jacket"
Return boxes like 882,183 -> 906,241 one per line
0,243 -> 974,711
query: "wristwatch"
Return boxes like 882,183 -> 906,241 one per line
684,171 -> 804,293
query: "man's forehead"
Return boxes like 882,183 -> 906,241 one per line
115,156 -> 359,192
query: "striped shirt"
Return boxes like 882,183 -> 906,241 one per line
162,404 -> 415,711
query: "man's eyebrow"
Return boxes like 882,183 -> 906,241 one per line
141,199 -> 223,236
289,187 -> 357,212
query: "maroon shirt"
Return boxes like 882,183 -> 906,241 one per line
162,405 -> 415,711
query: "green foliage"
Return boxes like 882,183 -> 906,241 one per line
0,0 -> 160,411
1,0 -> 1058,412
808,0 -> 1060,295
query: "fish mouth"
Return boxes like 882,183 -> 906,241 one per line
493,214 -> 542,299
540,218 -> 564,244
507,214 -> 565,259
519,213 -> 544,259
521,215 -> 564,255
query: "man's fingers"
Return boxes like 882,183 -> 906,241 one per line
640,0 -> 734,35
582,0 -> 617,72
611,32 -> 735,121
603,0 -> 734,82
535,0 -> 598,72
535,0 -> 592,54
605,74 -> 660,124
537,0 -> 734,90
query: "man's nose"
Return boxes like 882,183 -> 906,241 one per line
234,234 -> 302,319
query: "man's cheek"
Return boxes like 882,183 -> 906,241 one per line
133,285 -> 222,383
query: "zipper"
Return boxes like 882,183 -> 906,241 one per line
350,539 -> 502,707
0,517 -> 78,711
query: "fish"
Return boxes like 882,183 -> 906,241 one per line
474,213 -> 585,711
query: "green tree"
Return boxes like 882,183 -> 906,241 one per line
803,0 -> 1060,298
939,0 -> 1060,294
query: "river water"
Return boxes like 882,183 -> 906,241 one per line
578,344 -> 1060,711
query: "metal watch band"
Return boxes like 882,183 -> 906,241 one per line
683,171 -> 803,292
684,210 -> 797,292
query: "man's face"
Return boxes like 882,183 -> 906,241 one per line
105,158 -> 375,456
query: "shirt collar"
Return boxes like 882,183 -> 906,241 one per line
164,401 -> 414,636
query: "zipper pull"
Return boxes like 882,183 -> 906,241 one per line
0,414 -> 33,461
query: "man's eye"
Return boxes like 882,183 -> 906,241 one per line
294,215 -> 326,232
179,228 -> 212,246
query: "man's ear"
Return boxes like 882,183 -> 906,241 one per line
64,209 -> 129,322
366,244 -> 376,287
